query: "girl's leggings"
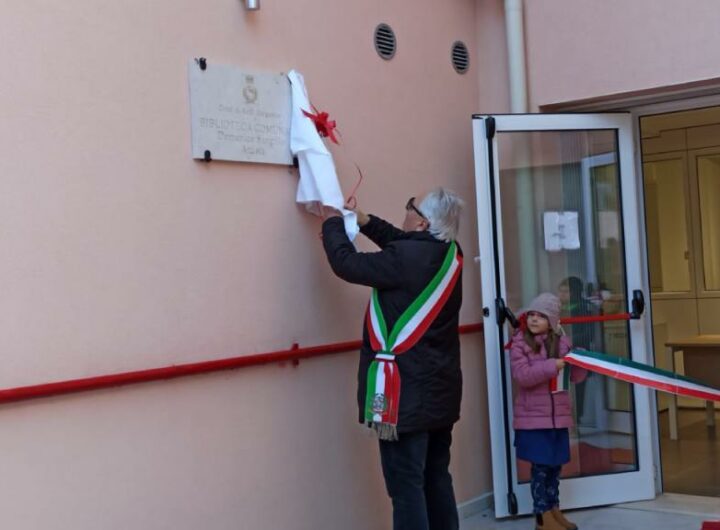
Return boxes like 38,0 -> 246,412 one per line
530,463 -> 561,514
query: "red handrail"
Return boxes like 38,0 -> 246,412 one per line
0,322 -> 484,405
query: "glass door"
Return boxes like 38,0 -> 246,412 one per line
472,114 -> 656,517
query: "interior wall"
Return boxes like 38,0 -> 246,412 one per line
643,153 -> 695,295
0,1 -> 495,528
650,299 -> 700,410
641,109 -> 720,410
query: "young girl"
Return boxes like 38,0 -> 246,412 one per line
509,293 -> 587,530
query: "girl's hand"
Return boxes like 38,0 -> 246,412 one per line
555,359 -> 566,371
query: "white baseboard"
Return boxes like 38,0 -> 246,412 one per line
457,492 -> 493,519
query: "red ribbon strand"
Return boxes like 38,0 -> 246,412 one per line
302,105 -> 339,144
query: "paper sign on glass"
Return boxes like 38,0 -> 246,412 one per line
543,211 -> 580,251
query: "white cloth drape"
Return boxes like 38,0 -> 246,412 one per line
288,70 -> 358,241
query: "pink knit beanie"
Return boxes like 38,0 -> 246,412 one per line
524,292 -> 561,332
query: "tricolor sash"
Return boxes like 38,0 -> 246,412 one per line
550,363 -> 570,394
364,241 -> 462,441
564,349 -> 720,402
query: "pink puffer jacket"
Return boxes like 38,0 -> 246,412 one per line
509,332 -> 587,430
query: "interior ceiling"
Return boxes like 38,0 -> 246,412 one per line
641,105 -> 720,138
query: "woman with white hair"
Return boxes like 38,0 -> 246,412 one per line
321,188 -> 465,530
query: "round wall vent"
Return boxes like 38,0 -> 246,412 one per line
374,23 -> 397,60
451,41 -> 470,74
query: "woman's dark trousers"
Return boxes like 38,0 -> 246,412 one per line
379,427 -> 459,530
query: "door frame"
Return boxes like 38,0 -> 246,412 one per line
629,93 -> 720,494
473,113 -> 657,517
546,92 -> 720,496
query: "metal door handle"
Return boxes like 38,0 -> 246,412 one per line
630,289 -> 645,319
496,297 -> 519,328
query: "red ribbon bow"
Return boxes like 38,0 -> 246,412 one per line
301,103 -> 363,208
302,105 -> 339,144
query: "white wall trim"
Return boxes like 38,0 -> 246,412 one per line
457,491 -> 493,520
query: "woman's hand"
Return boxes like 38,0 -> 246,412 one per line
555,359 -> 566,371
344,200 -> 370,227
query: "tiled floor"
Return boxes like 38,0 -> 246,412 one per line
660,409 -> 720,496
461,409 -> 720,529
461,494 -> 718,530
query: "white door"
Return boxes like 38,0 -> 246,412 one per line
473,114 -> 656,517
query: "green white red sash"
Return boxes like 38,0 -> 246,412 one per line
365,241 -> 462,440
564,349 -> 720,402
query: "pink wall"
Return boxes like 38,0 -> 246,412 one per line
475,0 -> 511,113
0,0 -> 493,528
524,0 -> 720,108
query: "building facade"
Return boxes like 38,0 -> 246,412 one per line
1,0 -> 718,528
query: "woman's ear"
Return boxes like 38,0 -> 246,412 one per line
409,217 -> 428,232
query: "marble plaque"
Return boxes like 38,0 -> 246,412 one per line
188,60 -> 292,165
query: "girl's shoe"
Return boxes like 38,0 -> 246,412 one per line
535,510 -> 565,530
551,507 -> 578,530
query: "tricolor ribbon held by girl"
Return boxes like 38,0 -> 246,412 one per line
564,349 -> 720,402
365,241 -> 463,440
550,363 -> 570,394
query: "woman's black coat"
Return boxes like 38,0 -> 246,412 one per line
322,215 -> 463,433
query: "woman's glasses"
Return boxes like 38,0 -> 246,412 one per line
406,197 -> 429,222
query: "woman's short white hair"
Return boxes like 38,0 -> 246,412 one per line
419,187 -> 464,242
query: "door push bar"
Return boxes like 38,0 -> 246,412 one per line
559,289 -> 645,324
488,290 -> 645,327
